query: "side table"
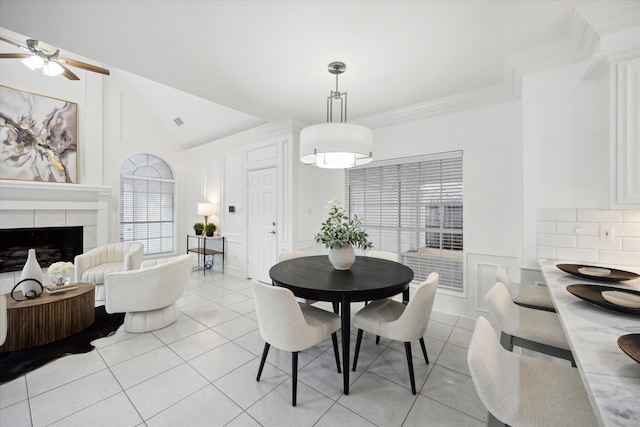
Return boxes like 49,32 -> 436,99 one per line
1,283 -> 95,352
187,235 -> 225,273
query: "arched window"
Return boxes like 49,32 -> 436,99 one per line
120,154 -> 175,255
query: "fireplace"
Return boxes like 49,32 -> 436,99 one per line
0,226 -> 83,273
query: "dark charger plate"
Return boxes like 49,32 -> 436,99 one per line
566,284 -> 640,315
557,263 -> 640,282
618,334 -> 640,364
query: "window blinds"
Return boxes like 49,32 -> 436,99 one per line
120,155 -> 175,255
346,151 -> 463,291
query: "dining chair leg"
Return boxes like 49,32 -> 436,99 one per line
376,335 -> 380,345
292,351 -> 299,406
352,329 -> 364,371
331,332 -> 341,373
404,342 -> 417,394
332,302 -> 339,314
419,337 -> 429,364
257,342 -> 270,381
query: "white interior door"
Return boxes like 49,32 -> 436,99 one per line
247,167 -> 278,282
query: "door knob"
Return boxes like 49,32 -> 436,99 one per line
268,231 -> 276,234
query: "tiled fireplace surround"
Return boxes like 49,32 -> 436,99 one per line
0,181 -> 111,295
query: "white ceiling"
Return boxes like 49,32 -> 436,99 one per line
0,1 -> 638,149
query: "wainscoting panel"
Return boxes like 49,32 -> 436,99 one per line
466,252 -> 520,313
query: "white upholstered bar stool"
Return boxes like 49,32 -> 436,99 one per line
496,266 -> 555,312
352,272 -> 439,394
468,316 -> 597,427
486,281 -> 575,365
252,280 -> 341,406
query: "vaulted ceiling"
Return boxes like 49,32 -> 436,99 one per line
0,1 -> 638,149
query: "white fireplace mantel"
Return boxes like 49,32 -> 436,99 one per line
0,180 -> 113,249
0,180 -> 112,210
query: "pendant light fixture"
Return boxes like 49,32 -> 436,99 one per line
300,62 -> 373,169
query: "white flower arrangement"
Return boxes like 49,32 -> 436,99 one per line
48,261 -> 74,280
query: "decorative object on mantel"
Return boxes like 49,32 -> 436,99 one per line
18,249 -> 44,298
0,36 -> 110,80
0,85 -> 78,183
314,200 -> 372,270
47,261 -> 74,286
205,222 -> 217,237
193,222 -> 204,236
300,61 -> 373,169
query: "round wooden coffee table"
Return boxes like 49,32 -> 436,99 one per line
1,283 -> 95,352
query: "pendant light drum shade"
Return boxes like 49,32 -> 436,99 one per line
300,123 -> 373,169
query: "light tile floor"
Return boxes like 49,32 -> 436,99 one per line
0,271 -> 488,427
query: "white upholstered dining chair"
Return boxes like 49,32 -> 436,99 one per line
485,281 -> 574,365
468,316 -> 597,427
252,280 -> 341,406
496,266 -> 555,312
352,272 -> 439,394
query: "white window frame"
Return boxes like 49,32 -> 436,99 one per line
120,154 -> 175,255
346,151 -> 463,292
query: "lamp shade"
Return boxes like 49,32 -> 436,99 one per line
22,55 -> 44,70
42,61 -> 64,76
300,122 -> 373,169
197,203 -> 216,216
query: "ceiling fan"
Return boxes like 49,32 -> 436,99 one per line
0,36 -> 110,80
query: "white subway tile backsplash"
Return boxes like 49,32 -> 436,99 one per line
623,238 -> 640,253
577,209 -> 623,223
537,246 -> 556,259
623,210 -> 640,222
537,209 -> 640,266
556,248 -> 599,264
556,222 -> 598,236
537,221 -> 556,234
538,234 -> 576,248
538,208 -> 576,222
599,251 -> 640,267
601,223 -> 640,238
576,235 -> 622,251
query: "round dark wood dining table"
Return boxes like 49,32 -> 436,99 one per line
269,255 -> 414,395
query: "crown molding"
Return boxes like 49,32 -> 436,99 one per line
354,9 -> 628,130
353,84 -> 516,129
184,118 -> 303,157
577,1 -> 640,35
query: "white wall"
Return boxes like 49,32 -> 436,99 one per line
0,45 -> 188,258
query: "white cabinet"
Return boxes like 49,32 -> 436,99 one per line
594,53 -> 640,209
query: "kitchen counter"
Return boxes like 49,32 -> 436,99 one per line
539,259 -> 640,426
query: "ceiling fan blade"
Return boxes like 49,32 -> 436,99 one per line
59,56 -> 110,75
0,53 -> 31,59
0,36 -> 29,51
59,63 -> 80,80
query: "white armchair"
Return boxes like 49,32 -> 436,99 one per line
104,254 -> 192,333
74,242 -> 144,301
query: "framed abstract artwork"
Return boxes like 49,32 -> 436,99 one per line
0,85 -> 78,183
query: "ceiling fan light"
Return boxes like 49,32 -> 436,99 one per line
21,55 -> 44,70
43,60 -> 64,76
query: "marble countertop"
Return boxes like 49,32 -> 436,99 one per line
539,259 -> 640,427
